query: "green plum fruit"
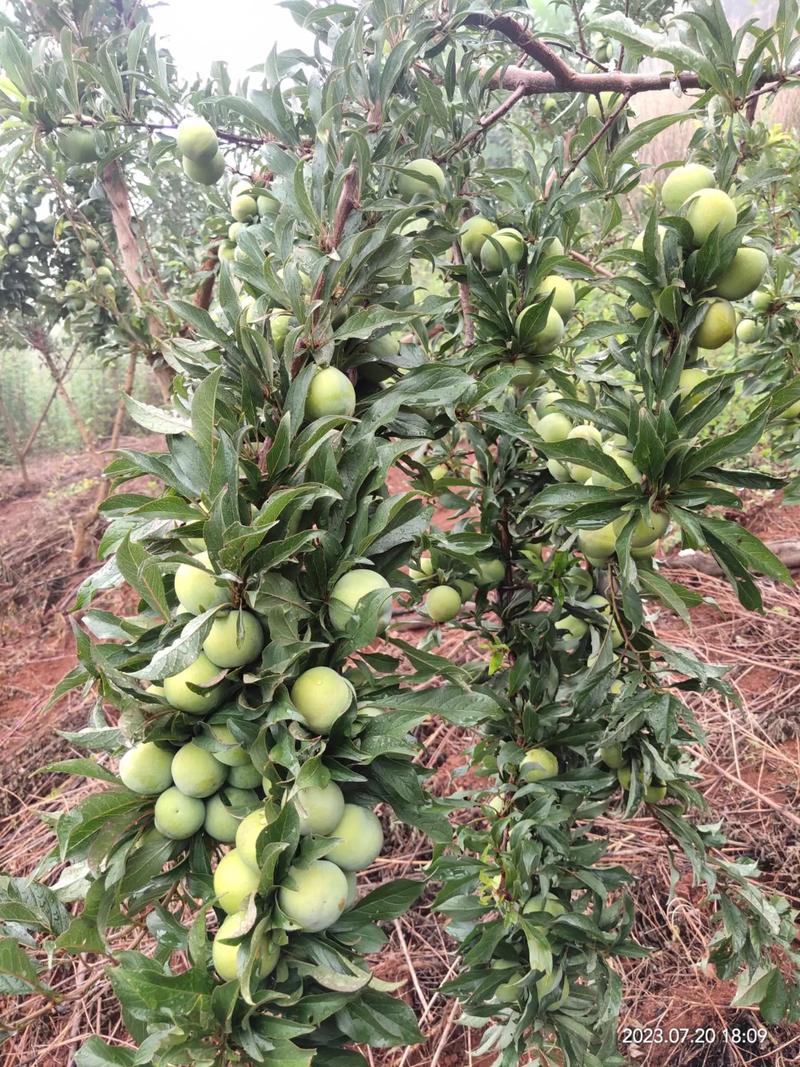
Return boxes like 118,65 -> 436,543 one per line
600,743 -> 625,769
293,781 -> 346,836
752,289 -> 772,313
119,742 -> 173,795
174,551 -> 230,615
460,216 -> 497,257
536,412 -> 572,444
154,787 -> 206,839
204,787 -> 259,842
628,510 -> 669,549
540,236 -> 564,259
396,157 -> 446,199
685,188 -> 737,246
565,424 -> 602,482
171,741 -> 227,798
661,163 -> 715,212
279,859 -> 349,931
306,366 -> 356,420
425,585 -> 462,623
208,721 -> 250,767
523,893 -> 566,917
712,246 -> 768,300
291,666 -> 354,733
236,803 -> 279,870
183,151 -> 225,185
230,194 -> 257,222
163,652 -> 226,715
176,116 -> 218,162
227,760 -> 262,789
214,848 -> 260,913
535,275 -> 576,319
329,569 -> 391,632
736,318 -> 763,343
480,227 -> 525,272
212,911 -> 280,983
554,614 -> 588,640
474,557 -> 505,588
577,522 -> 618,561
520,747 -> 559,782
586,91 -> 620,120
695,299 -> 736,349
203,610 -> 264,668
325,804 -> 384,871
58,128 -> 99,164
591,447 -> 640,489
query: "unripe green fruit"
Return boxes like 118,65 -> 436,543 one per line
291,666 -> 354,734
227,760 -> 262,789
306,366 -> 356,420
279,860 -> 348,932
176,116 -> 219,163
174,551 -> 230,615
269,312 -> 292,354
453,578 -> 476,602
685,188 -> 737,246
519,747 -> 559,783
425,585 -> 462,623
325,804 -> 384,871
408,553 -> 434,581
524,893 -> 566,917
95,265 -> 112,282
203,610 -> 264,668
236,802 -> 279,870
154,786 -> 206,839
543,95 -> 557,115
536,391 -> 563,418
171,741 -> 228,798
617,767 -> 666,802
258,193 -> 279,217
679,367 -> 708,404
6,212 -> 21,230
736,318 -> 763,343
535,275 -> 576,320
591,447 -> 640,489
396,157 -> 446,198
481,228 -> 525,272
58,127 -> 99,164
536,412 -> 572,443
752,289 -> 772,313
712,246 -> 768,301
228,222 -> 245,241
474,557 -> 505,588
600,743 -> 625,769
695,299 -> 736,349
329,569 -> 391,632
212,911 -> 280,983
554,614 -> 588,640
577,522 -> 618,561
460,216 -> 497,257
536,971 -> 570,1006
293,781 -> 346,836
516,305 -> 565,355
183,151 -> 225,185
586,91 -> 620,120
661,163 -> 715,212
208,722 -> 250,766
7,243 -> 21,256
17,232 -> 32,249
231,194 -> 258,222
629,510 -> 669,549
566,424 -> 602,482
429,463 -> 449,481
218,240 -> 236,261
119,742 -> 174,794
204,787 -> 259,842
163,652 -> 226,715
214,848 -> 260,913
540,236 -> 564,259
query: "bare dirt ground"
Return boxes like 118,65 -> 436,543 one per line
0,448 -> 798,1067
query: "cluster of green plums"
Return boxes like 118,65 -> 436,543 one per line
0,197 -> 49,262
408,548 -> 505,624
116,550 -> 399,982
177,116 -> 226,185
630,162 -> 769,358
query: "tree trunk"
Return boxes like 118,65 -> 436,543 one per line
0,388 -> 28,484
37,347 -> 97,452
102,159 -> 173,400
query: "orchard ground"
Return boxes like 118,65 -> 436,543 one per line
0,444 -> 799,1066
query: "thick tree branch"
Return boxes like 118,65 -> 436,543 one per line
450,242 -> 475,347
464,13 -> 574,81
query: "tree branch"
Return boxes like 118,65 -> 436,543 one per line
558,92 -> 631,185
450,242 -> 475,347
445,84 -> 528,159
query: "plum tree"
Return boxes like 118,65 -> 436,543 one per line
170,741 -> 228,798
154,787 -> 206,840
425,585 -> 462,622
685,188 -> 738,245
519,747 -> 559,783
162,652 -> 226,714
174,552 -> 231,615
202,610 -> 264,668
204,788 -> 258,843
325,804 -> 384,870
235,803 -> 279,870
290,666 -> 354,733
305,366 -> 356,419
176,116 -> 219,162
278,860 -> 349,932
214,848 -> 260,913
661,162 -> 715,211
396,157 -> 446,198
329,569 -> 392,632
292,781 -> 346,836
118,742 -> 174,794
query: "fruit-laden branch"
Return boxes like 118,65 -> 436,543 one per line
463,12 -> 797,98
101,159 -> 173,399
